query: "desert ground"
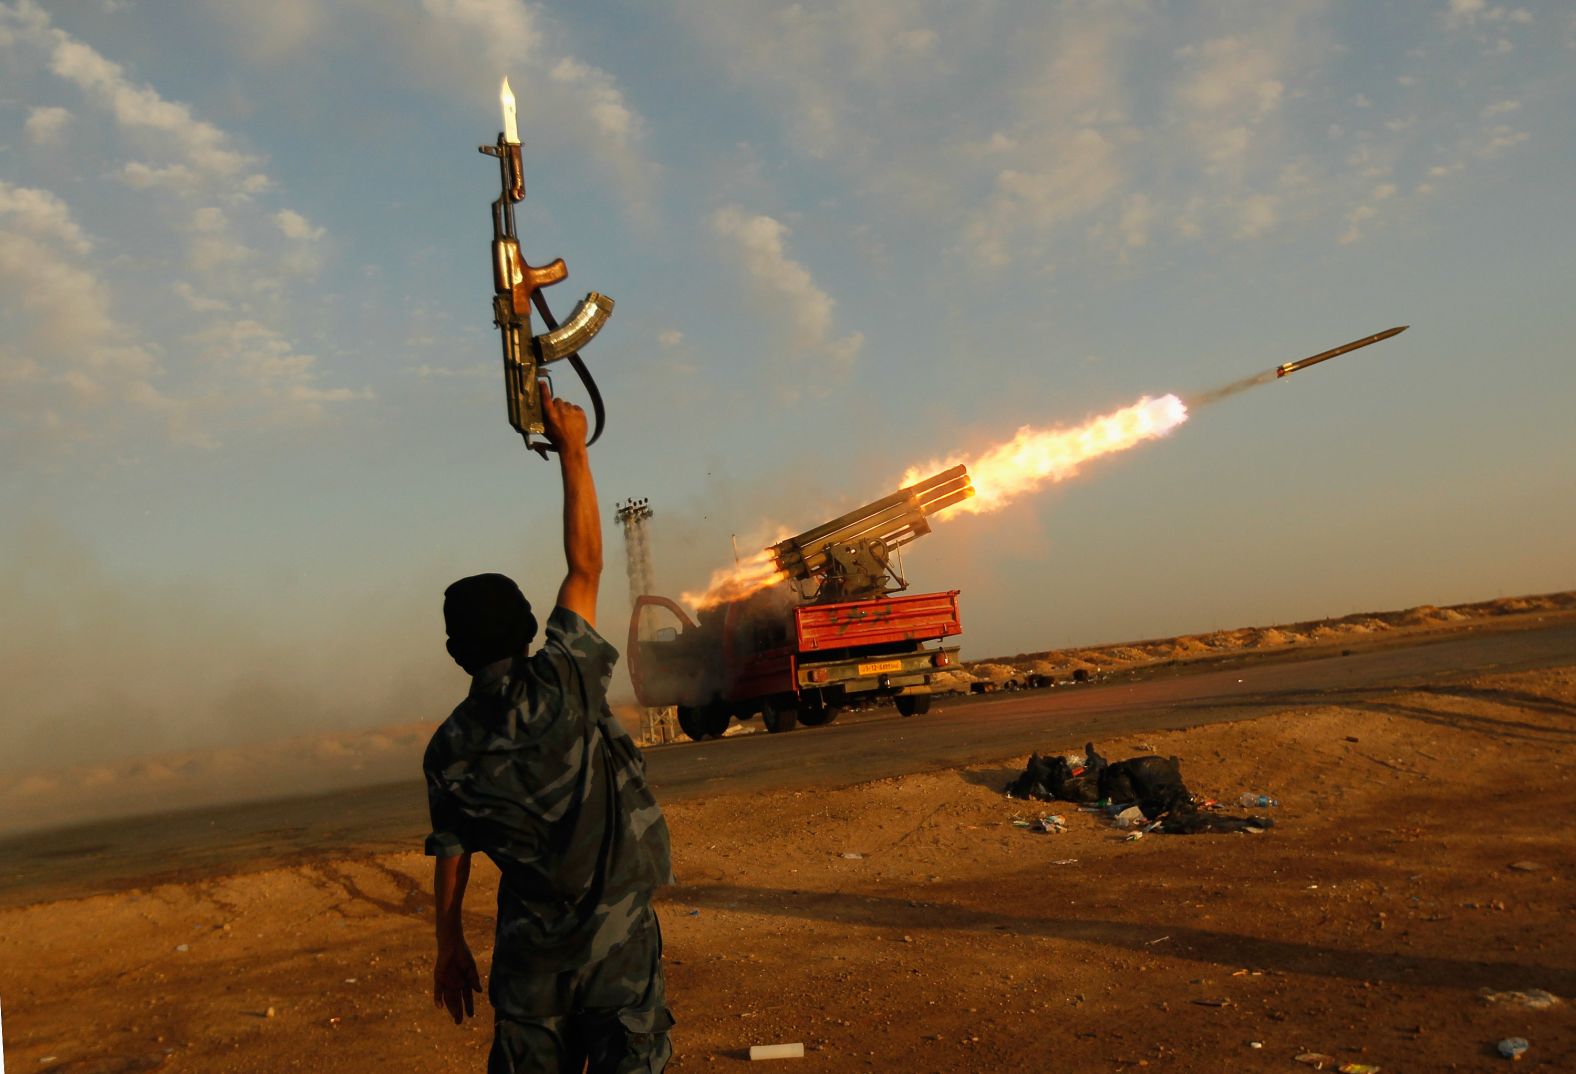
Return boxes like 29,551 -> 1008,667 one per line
0,600 -> 1572,1072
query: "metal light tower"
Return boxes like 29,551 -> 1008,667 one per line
615,497 -> 655,630
614,497 -> 674,744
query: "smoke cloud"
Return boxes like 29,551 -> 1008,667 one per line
0,516 -> 458,776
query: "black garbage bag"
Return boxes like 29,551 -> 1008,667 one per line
1004,743 -> 1107,803
1002,752 -> 1058,801
1098,755 -> 1191,819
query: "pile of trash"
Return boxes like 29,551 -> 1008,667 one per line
1003,742 -> 1275,835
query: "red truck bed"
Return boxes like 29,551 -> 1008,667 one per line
795,590 -> 962,652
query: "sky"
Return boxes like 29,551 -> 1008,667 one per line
2,0 -> 1573,772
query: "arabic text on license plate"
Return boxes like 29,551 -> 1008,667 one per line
857,659 -> 904,676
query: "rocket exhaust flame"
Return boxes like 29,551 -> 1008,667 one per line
679,395 -> 1189,609
679,548 -> 787,611
901,394 -> 1189,517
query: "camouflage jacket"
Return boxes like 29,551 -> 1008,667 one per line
423,605 -> 673,962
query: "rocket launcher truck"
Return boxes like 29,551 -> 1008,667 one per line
627,466 -> 975,741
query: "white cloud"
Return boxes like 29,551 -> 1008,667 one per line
711,204 -> 861,373
1446,0 -> 1489,28
966,128 -> 1124,267
1235,195 -> 1279,240
191,318 -> 372,417
1118,194 -> 1153,250
0,181 -> 171,444
120,161 -> 199,192
658,329 -> 684,349
172,281 -> 230,313
1477,124 -> 1529,157
46,38 -> 262,183
1444,1 -> 1533,30
1176,36 -> 1286,118
1482,99 -> 1521,116
1339,204 -> 1378,245
275,209 -> 325,243
24,104 -> 70,143
0,180 -> 92,253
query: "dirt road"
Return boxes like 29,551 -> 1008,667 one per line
3,615 -> 1571,908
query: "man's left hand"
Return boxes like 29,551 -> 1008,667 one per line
433,938 -> 482,1024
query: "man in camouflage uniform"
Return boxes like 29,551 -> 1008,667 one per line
423,384 -> 674,1073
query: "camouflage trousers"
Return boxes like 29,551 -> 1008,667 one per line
488,904 -> 673,1074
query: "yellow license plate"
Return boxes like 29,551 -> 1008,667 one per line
856,659 -> 905,676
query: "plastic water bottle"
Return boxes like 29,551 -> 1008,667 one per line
1238,793 -> 1278,808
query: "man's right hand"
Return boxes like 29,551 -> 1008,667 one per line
540,380 -> 588,453
433,937 -> 482,1025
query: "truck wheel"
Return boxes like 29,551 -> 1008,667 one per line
702,703 -> 732,738
895,694 -> 931,717
761,699 -> 799,734
676,706 -> 708,741
798,703 -> 838,727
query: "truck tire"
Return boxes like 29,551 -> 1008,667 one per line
702,703 -> 732,738
676,705 -> 708,741
895,694 -> 931,717
761,699 -> 799,734
798,702 -> 838,727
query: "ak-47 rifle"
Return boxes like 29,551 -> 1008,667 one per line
479,78 -> 614,456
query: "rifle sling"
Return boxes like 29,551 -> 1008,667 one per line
530,289 -> 607,448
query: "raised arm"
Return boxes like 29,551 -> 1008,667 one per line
540,381 -> 601,626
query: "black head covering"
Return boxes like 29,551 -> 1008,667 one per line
443,573 -> 538,674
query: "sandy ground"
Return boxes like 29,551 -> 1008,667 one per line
1,662 -> 1572,1073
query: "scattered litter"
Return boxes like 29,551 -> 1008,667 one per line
175,944 -> 190,952
1293,1054 -> 1336,1070
1497,1037 -> 1529,1060
38,1059 -> 59,1066
1248,1041 -> 1263,1049
749,1042 -> 805,1061
1480,988 -> 1560,1009
1237,793 -> 1279,808
1051,858 -> 1079,865
1191,997 -> 1229,1007
1012,813 -> 1066,833
1123,830 -> 1145,842
1338,1064 -> 1380,1074
1144,935 -> 1170,945
1507,861 -> 1544,872
265,1006 -> 276,1019
344,978 -> 357,984
1133,742 -> 1156,752
687,910 -> 701,917
1004,742 -> 1275,834
839,852 -> 864,860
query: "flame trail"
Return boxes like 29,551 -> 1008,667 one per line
679,548 -> 787,611
901,393 -> 1189,517
679,393 -> 1189,609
